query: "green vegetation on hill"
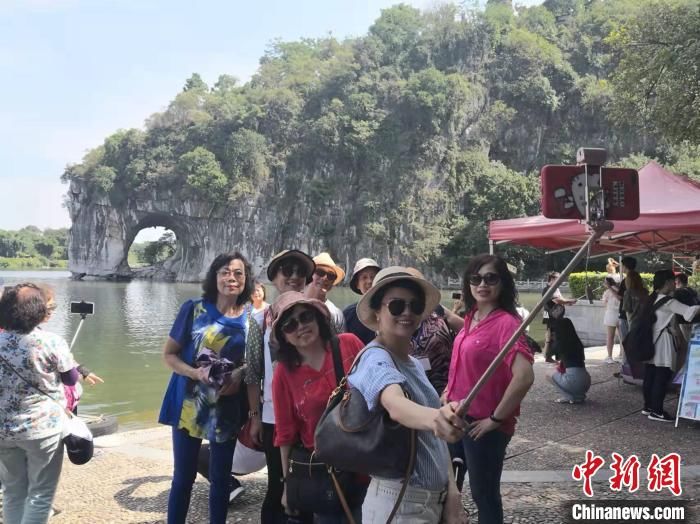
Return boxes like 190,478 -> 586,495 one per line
0,227 -> 68,269
61,0 -> 700,277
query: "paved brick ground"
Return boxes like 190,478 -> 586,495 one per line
2,347 -> 698,523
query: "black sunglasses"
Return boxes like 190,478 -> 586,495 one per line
281,309 -> 316,334
279,263 -> 307,278
314,268 -> 337,282
468,272 -> 501,286
382,298 -> 425,317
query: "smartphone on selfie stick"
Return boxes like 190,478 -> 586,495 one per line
456,148 -> 639,418
69,301 -> 95,350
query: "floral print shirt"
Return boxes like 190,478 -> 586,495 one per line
0,329 -> 75,441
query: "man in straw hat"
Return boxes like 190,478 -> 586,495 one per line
305,252 -> 346,334
342,257 -> 382,345
250,249 -> 315,523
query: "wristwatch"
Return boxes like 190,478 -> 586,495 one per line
248,410 -> 260,418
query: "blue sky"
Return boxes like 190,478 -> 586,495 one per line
0,0 -> 542,239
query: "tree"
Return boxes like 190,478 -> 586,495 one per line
178,147 -> 228,198
140,232 -> 176,265
608,0 -> 700,144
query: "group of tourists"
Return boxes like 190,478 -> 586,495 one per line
2,248 -> 697,524
157,249 -> 535,524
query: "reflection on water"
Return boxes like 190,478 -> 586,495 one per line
0,271 -> 544,430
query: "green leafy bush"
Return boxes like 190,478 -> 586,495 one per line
568,272 -> 653,300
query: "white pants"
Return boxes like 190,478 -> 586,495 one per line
362,477 -> 446,523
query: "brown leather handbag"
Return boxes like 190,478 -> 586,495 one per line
314,344 -> 417,522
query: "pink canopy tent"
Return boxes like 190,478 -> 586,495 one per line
489,162 -> 700,257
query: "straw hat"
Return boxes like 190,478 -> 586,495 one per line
270,291 -> 330,346
348,258 -> 382,294
266,250 -> 315,284
312,252 -> 345,286
356,266 -> 441,331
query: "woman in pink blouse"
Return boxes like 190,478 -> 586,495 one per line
444,254 -> 535,524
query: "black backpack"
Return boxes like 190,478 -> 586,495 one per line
623,294 -> 673,362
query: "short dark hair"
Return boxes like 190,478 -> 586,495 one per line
547,271 -> 560,283
369,280 -> 426,312
275,306 -> 333,369
462,254 -> 518,316
202,252 -> 254,305
676,273 -> 689,286
0,283 -> 48,334
653,269 -> 675,291
621,256 -> 637,271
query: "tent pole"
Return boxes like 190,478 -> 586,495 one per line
489,240 -> 494,255
456,220 -> 613,418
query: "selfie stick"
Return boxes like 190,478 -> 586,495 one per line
456,220 -> 613,418
69,311 -> 90,351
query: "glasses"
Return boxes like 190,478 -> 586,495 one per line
314,268 -> 337,282
382,298 -> 425,317
468,273 -> 501,286
281,309 -> 316,334
217,269 -> 244,279
279,263 -> 307,278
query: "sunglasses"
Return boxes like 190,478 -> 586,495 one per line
314,268 -> 337,282
279,263 -> 307,279
468,272 -> 501,286
281,309 -> 316,334
382,298 -> 425,317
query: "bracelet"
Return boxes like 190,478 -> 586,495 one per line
248,410 -> 260,418
489,413 -> 504,424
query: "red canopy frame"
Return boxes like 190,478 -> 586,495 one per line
489,162 -> 700,257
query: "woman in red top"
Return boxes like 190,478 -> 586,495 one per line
271,291 -> 365,524
444,254 -> 535,524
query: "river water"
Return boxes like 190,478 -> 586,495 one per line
0,271 -> 544,430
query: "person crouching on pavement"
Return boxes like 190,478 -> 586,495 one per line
546,318 -> 591,404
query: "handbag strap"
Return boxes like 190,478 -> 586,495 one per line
0,353 -> 74,419
328,336 -> 345,387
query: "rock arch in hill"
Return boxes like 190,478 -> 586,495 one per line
65,178 -> 390,282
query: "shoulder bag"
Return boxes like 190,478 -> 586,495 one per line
314,344 -> 417,523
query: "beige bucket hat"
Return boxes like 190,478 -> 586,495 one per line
348,258 -> 382,294
312,252 -> 345,286
356,266 -> 441,330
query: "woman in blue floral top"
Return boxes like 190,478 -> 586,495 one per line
0,283 -> 79,524
159,252 -> 263,524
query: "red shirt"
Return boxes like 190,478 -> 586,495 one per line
272,333 -> 364,449
445,308 -> 533,436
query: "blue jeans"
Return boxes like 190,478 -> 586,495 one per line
167,428 -> 235,524
0,431 -> 64,524
462,430 -> 511,524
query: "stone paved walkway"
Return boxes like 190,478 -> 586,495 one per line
2,346 -> 698,523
